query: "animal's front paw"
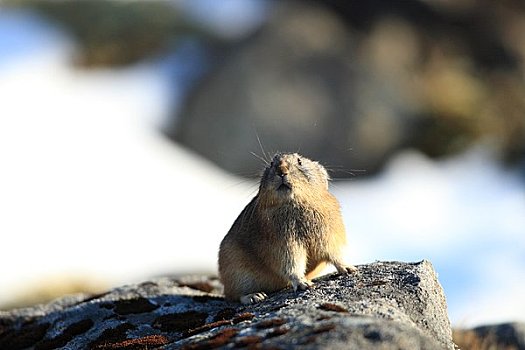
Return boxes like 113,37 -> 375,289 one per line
240,292 -> 267,305
291,278 -> 313,292
335,264 -> 358,274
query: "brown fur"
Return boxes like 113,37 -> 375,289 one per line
218,153 -> 356,303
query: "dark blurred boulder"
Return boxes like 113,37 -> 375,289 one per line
4,0 -> 209,67
453,322 -> 525,350
169,1 -> 412,177
166,0 -> 525,178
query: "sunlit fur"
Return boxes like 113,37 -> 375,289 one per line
219,153 -> 356,303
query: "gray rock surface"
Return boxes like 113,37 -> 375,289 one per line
0,261 -> 454,349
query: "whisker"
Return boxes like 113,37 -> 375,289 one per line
325,166 -> 367,178
250,151 -> 269,166
255,130 -> 270,162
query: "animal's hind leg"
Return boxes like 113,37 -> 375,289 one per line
332,260 -> 357,274
305,261 -> 327,280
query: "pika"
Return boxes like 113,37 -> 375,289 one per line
218,153 -> 356,304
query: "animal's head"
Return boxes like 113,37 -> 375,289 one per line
259,153 -> 330,203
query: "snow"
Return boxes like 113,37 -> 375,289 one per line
1,9 -> 524,327
335,149 -> 525,326
0,9 -> 255,304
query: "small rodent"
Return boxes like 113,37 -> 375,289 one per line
218,152 -> 356,304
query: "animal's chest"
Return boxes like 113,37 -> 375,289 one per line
266,205 -> 326,241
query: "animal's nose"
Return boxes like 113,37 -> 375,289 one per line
278,160 -> 289,177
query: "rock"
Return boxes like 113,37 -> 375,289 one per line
453,322 -> 525,350
167,0 -> 525,178
6,0 -> 206,67
0,261 -> 454,349
170,1 -> 391,177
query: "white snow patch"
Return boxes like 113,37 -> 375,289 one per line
0,12 -> 255,306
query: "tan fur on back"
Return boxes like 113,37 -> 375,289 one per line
218,153 -> 355,302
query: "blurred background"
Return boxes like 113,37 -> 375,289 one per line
0,0 -> 524,329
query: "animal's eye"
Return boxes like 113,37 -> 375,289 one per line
297,157 -> 302,166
